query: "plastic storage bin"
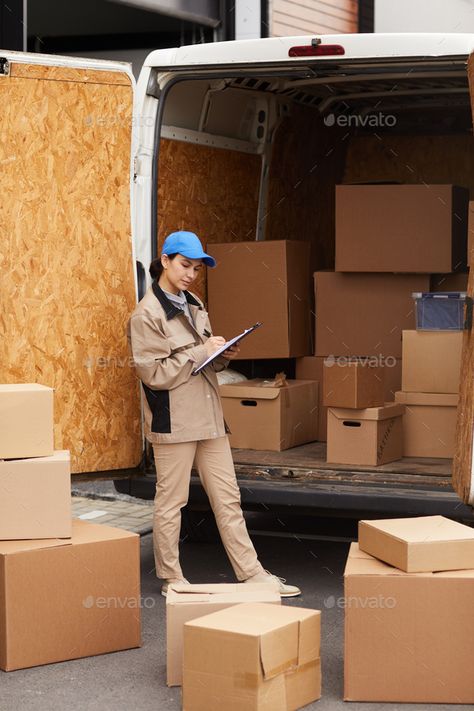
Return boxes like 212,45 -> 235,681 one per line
412,291 -> 467,330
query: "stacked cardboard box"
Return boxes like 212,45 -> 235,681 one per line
0,383 -> 141,670
323,361 -> 404,466
395,330 -> 463,458
345,516 -> 474,703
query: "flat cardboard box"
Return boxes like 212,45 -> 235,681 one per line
166,583 -> 281,686
344,543 -> 474,703
359,515 -> 474,573
335,184 -> 469,273
0,450 -> 71,539
207,241 -> 312,358
0,383 -> 54,459
220,379 -> 318,451
295,357 -> 402,442
327,402 -> 405,466
323,359 -> 385,409
314,272 -> 430,358
402,330 -> 462,393
183,602 -> 321,711
395,391 -> 458,458
0,519 -> 141,671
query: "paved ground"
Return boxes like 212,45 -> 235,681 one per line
71,495 -> 153,535
1,500 -> 469,711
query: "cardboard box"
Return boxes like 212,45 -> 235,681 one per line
296,357 -> 402,441
323,359 -> 385,409
208,241 -> 312,359
0,383 -> 54,459
314,272 -> 430,358
335,184 -> 469,273
344,543 -> 474,703
0,450 -> 71,539
395,391 -> 458,458
183,602 -> 321,711
0,519 -> 141,671
359,515 -> 474,573
327,403 -> 404,466
295,356 -> 327,441
402,330 -> 463,393
166,583 -> 281,686
468,199 -> 474,266
220,379 -> 318,451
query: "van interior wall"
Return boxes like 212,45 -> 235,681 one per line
157,138 -> 261,301
264,104 -> 349,273
344,133 -> 474,202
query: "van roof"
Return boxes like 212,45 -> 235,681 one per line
144,33 -> 474,68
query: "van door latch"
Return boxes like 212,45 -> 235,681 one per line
0,58 -> 10,76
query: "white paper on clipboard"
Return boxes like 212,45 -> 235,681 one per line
192,322 -> 262,375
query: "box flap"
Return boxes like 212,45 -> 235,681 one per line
329,402 -> 405,421
167,583 -> 280,604
0,537 -> 72,556
395,391 -> 459,407
0,449 -> 70,466
260,622 -> 299,680
361,515 -> 474,544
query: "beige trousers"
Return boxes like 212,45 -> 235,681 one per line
152,435 -> 265,581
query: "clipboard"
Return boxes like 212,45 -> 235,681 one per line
192,322 -> 262,375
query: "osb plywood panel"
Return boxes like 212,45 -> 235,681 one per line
157,138 -> 261,300
344,133 -> 474,191
453,53 -> 474,503
264,104 -> 349,273
10,62 -> 131,85
0,63 -> 141,474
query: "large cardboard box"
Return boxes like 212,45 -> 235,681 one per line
335,184 -> 469,273
183,602 -> 321,711
0,519 -> 141,671
166,583 -> 280,686
220,379 -> 318,451
395,390 -> 458,458
0,450 -> 71,539
314,272 -> 430,358
295,356 -> 402,442
327,403 -> 404,466
323,359 -> 384,409
0,383 -> 54,459
402,330 -> 462,393
344,543 -> 474,703
208,241 -> 312,359
359,516 -> 474,573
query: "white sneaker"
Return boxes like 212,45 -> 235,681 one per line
161,577 -> 190,597
244,570 -> 301,598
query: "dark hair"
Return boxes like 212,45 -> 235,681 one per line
149,253 -> 177,280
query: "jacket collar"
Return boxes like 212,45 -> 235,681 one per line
152,280 -> 202,320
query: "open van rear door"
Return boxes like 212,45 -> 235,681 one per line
453,53 -> 474,506
0,53 -> 142,474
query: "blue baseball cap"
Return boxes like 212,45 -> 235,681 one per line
161,230 -> 216,268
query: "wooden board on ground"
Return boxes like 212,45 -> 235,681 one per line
0,60 -> 141,473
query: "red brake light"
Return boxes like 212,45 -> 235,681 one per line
289,44 -> 345,57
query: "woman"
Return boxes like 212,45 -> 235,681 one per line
128,230 -> 300,598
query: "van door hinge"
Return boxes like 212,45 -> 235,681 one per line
0,58 -> 10,76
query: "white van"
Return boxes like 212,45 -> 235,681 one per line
1,34 -> 473,530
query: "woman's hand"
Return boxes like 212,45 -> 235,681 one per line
204,336 -> 226,358
222,344 -> 240,360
